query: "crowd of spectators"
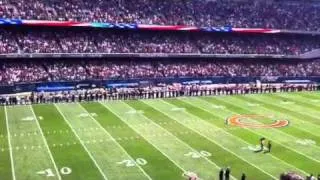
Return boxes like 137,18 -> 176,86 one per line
0,62 -> 50,84
45,61 -> 88,81
0,29 -> 320,55
0,30 -> 19,54
17,31 -> 60,53
1,59 -> 320,84
1,0 -> 320,31
197,34 -> 319,55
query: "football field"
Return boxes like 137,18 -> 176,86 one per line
1,92 -> 320,180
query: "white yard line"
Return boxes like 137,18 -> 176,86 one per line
4,106 -> 16,180
77,103 -> 153,180
100,101 -> 237,180
29,105 -> 61,180
183,98 -> 310,175
54,104 -> 108,180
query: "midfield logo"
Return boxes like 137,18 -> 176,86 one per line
227,114 -> 289,128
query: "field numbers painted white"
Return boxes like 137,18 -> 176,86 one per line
78,113 -> 89,118
79,113 -> 97,117
21,116 -> 35,121
125,110 -> 144,114
241,145 -> 268,151
247,103 -> 260,107
171,108 -> 186,112
212,105 -> 225,109
135,158 -> 148,165
117,158 -> 147,167
280,101 -> 294,105
241,145 -> 259,151
37,167 -> 72,177
296,139 -> 316,146
37,169 -> 55,177
60,167 -> 72,175
90,113 -> 98,117
184,151 -> 212,159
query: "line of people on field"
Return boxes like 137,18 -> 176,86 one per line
0,83 -> 319,105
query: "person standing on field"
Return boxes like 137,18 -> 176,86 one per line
219,168 -> 224,180
266,141 -> 272,153
225,167 -> 230,180
241,173 -> 246,180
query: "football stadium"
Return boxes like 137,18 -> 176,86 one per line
0,0 -> 320,180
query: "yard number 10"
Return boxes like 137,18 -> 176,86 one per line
37,167 -> 72,177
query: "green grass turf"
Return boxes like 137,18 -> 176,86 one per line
1,91 -> 320,180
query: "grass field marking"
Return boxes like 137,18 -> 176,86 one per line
77,103 -> 153,180
104,101 -> 237,180
99,102 -> 189,175
158,100 -> 278,179
183,98 -> 310,175
54,104 -> 108,180
4,106 -> 16,180
29,105 -> 62,180
229,96 -> 320,159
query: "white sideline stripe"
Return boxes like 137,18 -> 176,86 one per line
225,97 -> 320,164
54,104 -> 108,180
29,105 -> 62,180
100,102 -> 237,180
183,98 -> 309,175
99,102 -> 187,174
4,106 -> 16,180
159,99 -> 278,179
77,103 -> 153,180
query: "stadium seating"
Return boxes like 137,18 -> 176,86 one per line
0,29 -> 319,55
1,59 -> 320,84
1,0 -> 320,30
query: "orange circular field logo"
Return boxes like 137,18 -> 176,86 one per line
227,114 -> 289,128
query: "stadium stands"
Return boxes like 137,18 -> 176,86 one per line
0,28 -> 319,55
1,59 -> 320,84
1,0 -> 320,30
